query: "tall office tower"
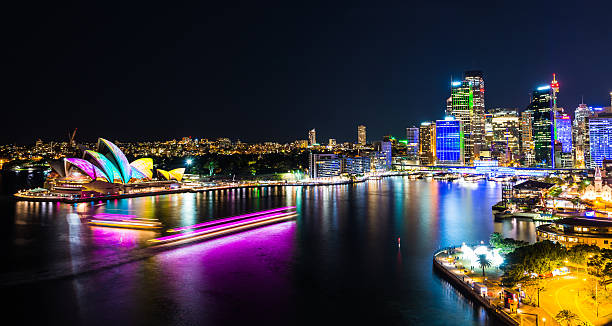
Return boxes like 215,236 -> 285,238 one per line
587,113 -> 612,168
573,103 -> 592,168
446,70 -> 485,164
484,113 -> 493,152
406,127 -> 419,158
489,108 -> 521,166
554,113 -> 572,153
528,84 -> 555,167
419,122 -> 436,165
435,118 -> 463,165
380,139 -> 393,170
520,109 -> 535,166
308,129 -> 317,146
357,125 -> 366,145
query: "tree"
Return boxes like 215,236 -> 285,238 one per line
489,232 -> 528,254
477,254 -> 491,277
587,249 -> 612,284
555,309 -> 579,326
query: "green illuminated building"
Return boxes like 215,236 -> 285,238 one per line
446,71 -> 485,165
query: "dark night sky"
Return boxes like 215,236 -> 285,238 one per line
4,1 -> 612,144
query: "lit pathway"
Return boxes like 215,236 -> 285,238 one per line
540,274 -> 611,326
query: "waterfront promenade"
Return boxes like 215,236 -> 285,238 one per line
435,247 -> 612,325
434,247 -> 555,326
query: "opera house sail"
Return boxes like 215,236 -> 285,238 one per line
45,138 -> 185,197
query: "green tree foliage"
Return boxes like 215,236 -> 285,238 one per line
501,241 -> 567,287
587,249 -> 612,283
489,232 -> 528,254
565,244 -> 600,265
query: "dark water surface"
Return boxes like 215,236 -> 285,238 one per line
0,174 -> 537,325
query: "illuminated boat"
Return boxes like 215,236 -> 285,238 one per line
87,213 -> 162,229
149,207 -> 297,246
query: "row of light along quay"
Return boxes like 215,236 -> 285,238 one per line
5,139 -> 612,324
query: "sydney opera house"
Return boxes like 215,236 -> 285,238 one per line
45,138 -> 185,197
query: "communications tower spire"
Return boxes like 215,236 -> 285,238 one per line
551,73 -> 560,111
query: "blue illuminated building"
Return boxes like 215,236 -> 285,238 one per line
588,114 -> 612,168
435,118 -> 463,165
555,113 -> 572,153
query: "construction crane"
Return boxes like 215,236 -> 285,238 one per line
68,128 -> 77,148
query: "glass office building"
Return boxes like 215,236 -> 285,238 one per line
588,114 -> 612,168
435,118 -> 463,165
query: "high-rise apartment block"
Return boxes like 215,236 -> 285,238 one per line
308,129 -> 317,146
357,125 -> 366,145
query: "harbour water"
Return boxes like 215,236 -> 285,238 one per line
0,173 -> 538,325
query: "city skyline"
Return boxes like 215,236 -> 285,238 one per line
4,1 -> 612,144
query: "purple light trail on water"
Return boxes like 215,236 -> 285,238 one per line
169,206 -> 296,232
153,211 -> 295,242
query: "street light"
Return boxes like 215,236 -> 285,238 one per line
186,158 -> 193,166
542,317 -> 546,326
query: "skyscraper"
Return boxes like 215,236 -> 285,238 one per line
419,122 -> 436,165
357,125 -> 366,145
588,113 -> 612,168
308,129 -> 316,146
406,127 -> 419,158
529,85 -> 555,167
489,108 -> 521,165
555,113 -> 572,153
435,118 -> 463,165
446,70 -> 485,164
520,109 -> 535,166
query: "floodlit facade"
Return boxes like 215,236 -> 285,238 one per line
529,86 -> 554,167
555,113 -> 572,153
357,125 -> 366,145
419,122 -> 436,165
308,129 -> 317,146
435,118 -> 463,165
446,71 -> 485,164
50,138 -> 154,185
588,114 -> 612,168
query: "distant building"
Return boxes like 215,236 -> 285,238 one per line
419,122 -> 436,165
446,71 -> 485,164
328,139 -> 336,147
343,156 -> 371,175
588,113 -> 612,168
489,108 -> 521,165
406,127 -> 419,158
573,103 -> 593,168
435,118 -> 463,165
381,139 -> 392,170
520,109 -> 535,166
357,125 -> 366,145
308,129 -> 317,146
555,113 -> 572,154
308,153 -> 341,178
529,85 -> 555,167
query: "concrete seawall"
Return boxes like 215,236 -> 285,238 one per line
433,249 -> 519,326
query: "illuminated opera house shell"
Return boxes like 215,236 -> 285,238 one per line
52,138 -> 183,184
